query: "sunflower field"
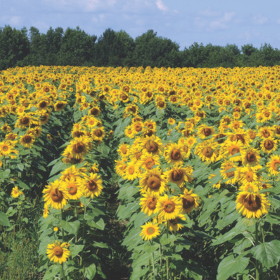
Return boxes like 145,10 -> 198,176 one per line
1,65 -> 280,280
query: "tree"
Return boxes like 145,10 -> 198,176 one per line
0,25 -> 30,70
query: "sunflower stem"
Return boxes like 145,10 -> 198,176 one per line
150,240 -> 156,279
159,243 -> 163,279
82,201 -> 87,242
166,256 -> 170,279
61,209 -> 65,242
255,222 -> 260,280
61,262 -> 66,280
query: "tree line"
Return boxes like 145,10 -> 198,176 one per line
1,25 -> 280,70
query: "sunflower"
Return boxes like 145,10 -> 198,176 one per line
258,126 -> 274,139
236,191 -> 270,219
178,139 -> 191,158
20,134 -> 35,148
180,189 -> 200,214
241,147 -> 260,167
124,161 -> 139,181
88,106 -> 101,116
261,138 -> 277,154
60,165 -> 87,182
139,167 -> 167,194
15,113 -> 33,128
140,222 -> 160,241
11,186 -> 23,198
156,194 -> 182,220
92,127 -> 105,143
83,173 -> 103,198
156,100 -> 166,110
197,124 -> 215,139
38,110 -> 50,125
141,135 -> 163,156
195,140 -> 219,163
137,152 -> 160,171
0,141 -> 13,156
165,143 -> 186,165
54,101 -> 67,112
47,241 -> 70,264
239,165 -> 260,184
139,191 -> 159,216
118,143 -> 130,158
164,165 -> 192,188
239,182 -> 259,193
61,177 -> 83,200
43,180 -> 68,210
246,129 -> 257,141
168,118 -> 176,125
185,136 -> 197,147
69,137 -> 90,159
1,123 -> 11,133
222,140 -> 243,162
167,214 -> 186,232
266,155 -> 280,176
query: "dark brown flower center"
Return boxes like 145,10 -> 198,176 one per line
145,140 -> 158,153
171,149 -> 181,160
53,246 -> 63,257
203,128 -> 212,136
22,135 -> 32,143
21,117 -> 30,125
50,188 -> 63,202
203,147 -> 213,158
264,140 -> 274,150
147,197 -> 157,210
147,176 -> 161,190
145,158 -> 155,169
67,183 -> 77,195
243,194 -> 261,211
163,201 -> 175,213
88,180 -> 97,191
74,143 -> 85,153
215,134 -> 226,144
247,152 -> 256,163
171,170 -> 183,181
182,196 -> 195,210
230,146 -> 239,155
94,129 -> 103,137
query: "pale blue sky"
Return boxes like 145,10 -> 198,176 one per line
0,0 -> 279,50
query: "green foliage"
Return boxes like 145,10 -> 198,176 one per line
1,25 -> 280,70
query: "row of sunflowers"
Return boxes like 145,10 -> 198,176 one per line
1,65 -> 280,280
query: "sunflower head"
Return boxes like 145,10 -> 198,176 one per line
47,241 -> 70,264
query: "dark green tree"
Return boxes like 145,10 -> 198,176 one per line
0,25 -> 30,70
58,26 -> 97,66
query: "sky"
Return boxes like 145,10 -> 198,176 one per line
0,0 -> 279,50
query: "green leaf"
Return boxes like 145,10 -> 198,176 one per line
0,211 -> 10,226
144,242 -> 159,254
60,220 -> 80,235
49,162 -> 69,177
87,218 -> 105,230
70,244 -> 84,257
93,241 -> 109,249
16,179 -> 30,189
85,263 -> 96,280
250,240 -> 280,268
217,255 -> 249,280
160,233 -> 177,246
